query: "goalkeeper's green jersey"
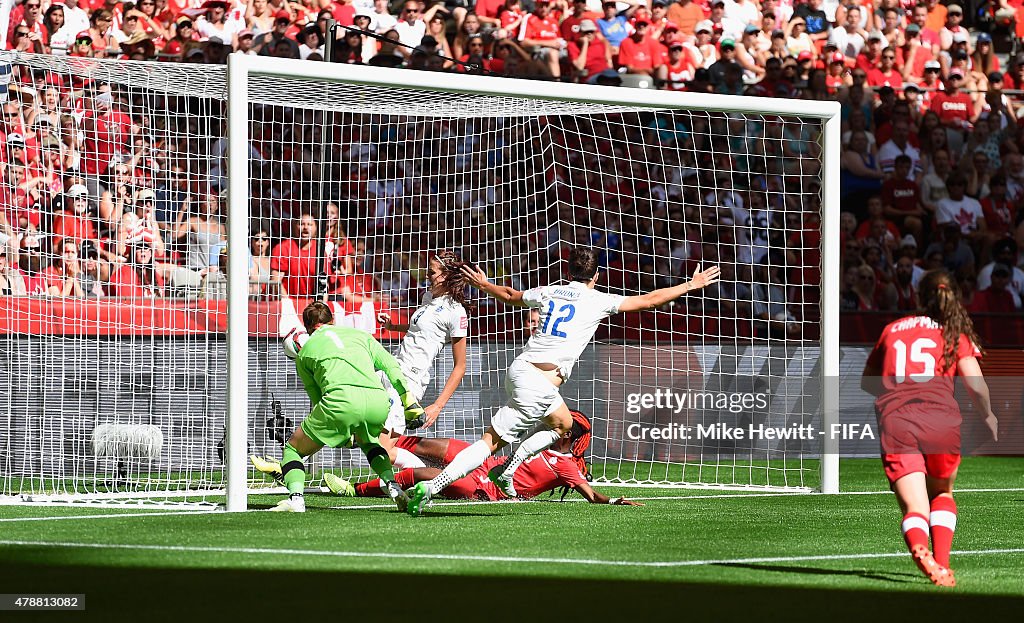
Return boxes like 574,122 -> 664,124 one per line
295,325 -> 409,405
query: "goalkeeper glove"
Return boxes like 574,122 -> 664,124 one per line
402,392 -> 426,430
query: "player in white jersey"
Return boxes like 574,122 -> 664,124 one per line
404,247 -> 720,515
376,250 -> 472,469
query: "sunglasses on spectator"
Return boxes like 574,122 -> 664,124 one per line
126,15 -> 139,21
882,55 -> 895,60
925,68 -> 940,73
404,8 -> 419,13
4,112 -> 18,117
179,21 -> 193,28
15,31 -> 29,37
76,37 -> 92,44
25,3 -> 40,8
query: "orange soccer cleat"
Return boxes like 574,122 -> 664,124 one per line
911,544 -> 957,587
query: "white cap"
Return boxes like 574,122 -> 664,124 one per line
67,184 -> 89,198
694,20 -> 713,34
900,234 -> 917,248
952,31 -> 969,43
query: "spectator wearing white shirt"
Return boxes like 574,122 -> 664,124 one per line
877,119 -> 922,180
393,1 -> 444,58
195,0 -> 242,46
831,5 -> 868,58
62,0 -> 92,37
935,172 -> 986,238
977,239 -> 1024,308
724,0 -> 760,26
371,0 -> 398,33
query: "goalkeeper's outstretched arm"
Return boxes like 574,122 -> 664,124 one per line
459,265 -> 527,307
617,264 -> 721,313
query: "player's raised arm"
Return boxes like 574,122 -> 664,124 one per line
617,264 -> 721,313
957,356 -> 999,441
459,264 -> 527,307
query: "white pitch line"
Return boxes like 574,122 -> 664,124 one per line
0,539 -> 1020,569
0,509 -> 224,523
325,487 -> 1024,511
3,487 -> 1020,520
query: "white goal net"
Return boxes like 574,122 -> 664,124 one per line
0,52 -> 838,509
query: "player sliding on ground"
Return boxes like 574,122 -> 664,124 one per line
861,270 -> 999,587
271,301 -> 426,513
403,247 -> 720,516
322,411 -> 642,506
375,250 -> 472,470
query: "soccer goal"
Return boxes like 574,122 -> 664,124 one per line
0,52 -> 839,512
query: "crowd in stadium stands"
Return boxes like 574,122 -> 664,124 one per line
1,0 -> 1024,330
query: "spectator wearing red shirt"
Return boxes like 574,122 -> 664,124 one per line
518,0 -> 564,79
855,31 -> 884,73
270,213 -> 322,297
880,155 -> 926,241
930,71 -> 976,132
560,0 -> 601,44
109,241 -> 165,299
968,264 -> 1016,313
910,3 -> 941,51
616,19 -> 667,81
663,38 -> 700,90
901,24 -> 932,80
52,184 -> 97,252
42,239 -> 85,297
567,19 -> 611,82
981,175 -> 1016,238
867,46 -> 901,87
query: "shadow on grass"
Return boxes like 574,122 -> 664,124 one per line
1,562 -> 1020,622
718,562 -> 921,584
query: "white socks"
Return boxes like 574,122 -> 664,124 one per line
499,429 -> 560,482
393,447 -> 426,469
428,439 -> 493,495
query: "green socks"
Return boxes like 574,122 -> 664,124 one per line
360,442 -> 397,483
281,443 -> 305,495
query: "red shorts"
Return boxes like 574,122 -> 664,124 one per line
879,404 -> 962,484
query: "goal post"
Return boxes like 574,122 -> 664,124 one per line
224,56 -> 842,506
0,50 -> 839,511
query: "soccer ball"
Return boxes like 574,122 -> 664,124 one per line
282,330 -> 308,360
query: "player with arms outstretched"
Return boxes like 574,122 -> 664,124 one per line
376,250 -> 472,469
861,270 -> 999,586
271,301 -> 426,512
322,411 -> 642,506
404,246 -> 720,515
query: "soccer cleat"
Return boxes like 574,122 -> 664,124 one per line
910,544 -> 956,587
269,493 -> 306,513
250,455 -> 284,485
405,482 -> 431,516
323,473 -> 355,497
487,465 -> 517,498
387,481 -> 410,513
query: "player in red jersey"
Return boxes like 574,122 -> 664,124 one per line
324,411 -> 642,506
862,270 -> 999,587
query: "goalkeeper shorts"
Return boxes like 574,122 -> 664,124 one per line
490,359 -> 565,444
301,387 -> 390,448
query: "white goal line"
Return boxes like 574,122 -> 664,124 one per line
0,539 -> 1020,569
2,487 -> 1022,522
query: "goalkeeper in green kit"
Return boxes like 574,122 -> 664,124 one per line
270,301 -> 425,513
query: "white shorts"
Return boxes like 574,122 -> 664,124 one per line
490,359 -> 565,444
379,372 -> 424,436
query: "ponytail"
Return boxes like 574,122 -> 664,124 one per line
435,250 -> 478,316
918,270 -> 982,370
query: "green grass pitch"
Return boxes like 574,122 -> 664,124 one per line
1,458 -> 1022,621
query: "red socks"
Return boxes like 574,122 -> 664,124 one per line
354,469 -> 417,497
901,512 -> 930,552
930,496 -> 958,567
